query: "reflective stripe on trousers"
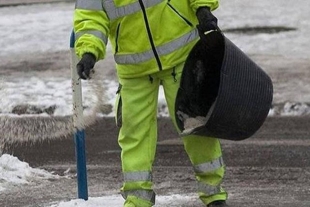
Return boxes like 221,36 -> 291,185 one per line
193,157 -> 224,174
124,171 -> 152,182
193,157 -> 224,196
121,171 -> 155,204
121,190 -> 156,205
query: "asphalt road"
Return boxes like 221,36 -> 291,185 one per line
1,116 -> 310,207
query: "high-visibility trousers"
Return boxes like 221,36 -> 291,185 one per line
115,63 -> 227,206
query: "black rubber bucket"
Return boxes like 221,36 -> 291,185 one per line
175,30 -> 273,140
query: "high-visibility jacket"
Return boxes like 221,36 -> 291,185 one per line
74,0 -> 219,78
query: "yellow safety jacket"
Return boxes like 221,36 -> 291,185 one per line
74,0 -> 219,78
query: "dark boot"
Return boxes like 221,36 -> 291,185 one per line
207,200 -> 228,207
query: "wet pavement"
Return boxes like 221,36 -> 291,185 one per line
1,116 -> 310,207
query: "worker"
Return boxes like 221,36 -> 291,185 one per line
73,0 -> 228,206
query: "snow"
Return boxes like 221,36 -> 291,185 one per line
0,1 -> 310,117
0,76 -> 119,116
0,154 -> 62,192
0,153 -> 200,206
215,0 -> 310,59
0,0 -> 310,206
0,0 -> 310,116
49,194 -> 198,207
0,2 -> 74,55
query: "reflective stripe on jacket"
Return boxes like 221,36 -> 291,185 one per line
74,0 -> 219,78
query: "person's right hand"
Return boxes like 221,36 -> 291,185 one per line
76,53 -> 96,80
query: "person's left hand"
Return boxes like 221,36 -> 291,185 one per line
196,6 -> 218,34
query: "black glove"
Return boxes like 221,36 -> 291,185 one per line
76,53 -> 96,80
196,6 -> 218,34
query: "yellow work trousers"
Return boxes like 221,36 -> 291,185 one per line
115,63 -> 227,206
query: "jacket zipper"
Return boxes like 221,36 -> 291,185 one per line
138,0 -> 162,70
115,23 -> 121,54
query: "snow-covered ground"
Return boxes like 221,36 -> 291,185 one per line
0,154 -> 62,192
0,153 -> 200,207
0,0 -> 310,117
49,194 -> 199,207
0,1 -> 310,206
